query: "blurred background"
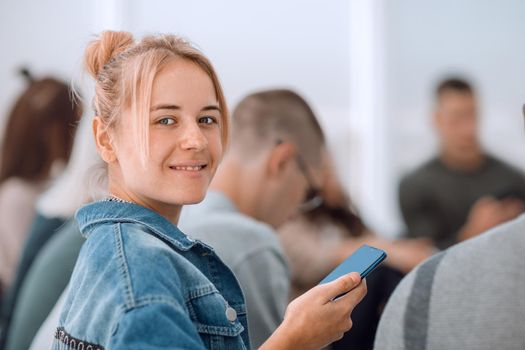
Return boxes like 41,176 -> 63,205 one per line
1,0 -> 525,238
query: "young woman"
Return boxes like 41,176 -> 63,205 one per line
52,31 -> 366,350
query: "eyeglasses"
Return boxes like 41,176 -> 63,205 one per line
276,139 -> 323,212
295,153 -> 324,212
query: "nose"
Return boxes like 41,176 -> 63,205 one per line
180,120 -> 207,151
461,117 -> 477,141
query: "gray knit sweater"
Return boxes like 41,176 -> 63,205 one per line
374,214 -> 525,350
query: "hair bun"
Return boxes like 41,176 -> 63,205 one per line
84,31 -> 134,79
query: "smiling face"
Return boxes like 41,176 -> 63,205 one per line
102,58 -> 223,220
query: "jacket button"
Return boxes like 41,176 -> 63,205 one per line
226,306 -> 237,321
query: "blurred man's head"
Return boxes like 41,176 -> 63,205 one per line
212,89 -> 325,227
433,78 -> 482,169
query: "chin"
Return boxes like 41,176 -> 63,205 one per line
182,198 -> 206,205
176,192 -> 207,205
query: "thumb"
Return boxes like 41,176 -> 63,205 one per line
317,272 -> 362,303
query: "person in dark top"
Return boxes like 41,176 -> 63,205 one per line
399,77 -> 525,249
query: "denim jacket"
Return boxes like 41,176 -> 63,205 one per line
51,200 -> 250,350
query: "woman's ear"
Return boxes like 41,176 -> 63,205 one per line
266,141 -> 296,178
93,117 -> 116,163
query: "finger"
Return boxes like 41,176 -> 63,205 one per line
334,278 -> 368,313
342,317 -> 354,333
316,272 -> 361,303
501,198 -> 525,211
473,196 -> 497,209
477,196 -> 495,204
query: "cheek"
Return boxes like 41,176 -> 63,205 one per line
208,131 -> 224,163
148,138 -> 174,164
112,140 -> 140,168
443,124 -> 460,141
112,136 -> 158,180
284,180 -> 306,211
276,184 -> 305,226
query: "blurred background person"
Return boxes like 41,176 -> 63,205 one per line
399,77 -> 525,249
0,112 -> 103,350
278,150 -> 434,350
0,69 -> 80,298
374,103 -> 525,350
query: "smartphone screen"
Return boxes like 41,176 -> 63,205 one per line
320,245 -> 387,285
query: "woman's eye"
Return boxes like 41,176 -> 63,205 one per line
158,117 -> 175,125
199,116 -> 216,125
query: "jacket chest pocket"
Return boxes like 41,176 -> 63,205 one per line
186,284 -> 248,350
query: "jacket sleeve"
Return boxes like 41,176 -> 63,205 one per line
109,298 -> 207,350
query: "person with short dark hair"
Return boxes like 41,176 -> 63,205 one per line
398,77 -> 525,249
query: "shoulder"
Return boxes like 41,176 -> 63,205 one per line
81,221 -> 192,303
182,210 -> 286,270
486,155 -> 525,178
377,215 -> 525,349
401,214 -> 525,291
180,192 -> 277,245
399,158 -> 441,189
183,209 -> 281,251
118,222 -> 196,295
60,220 -> 208,348
433,214 -> 525,275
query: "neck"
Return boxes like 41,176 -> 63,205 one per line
210,156 -> 259,219
439,149 -> 485,172
108,183 -> 182,225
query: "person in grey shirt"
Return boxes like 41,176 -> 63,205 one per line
179,89 -> 326,348
374,213 -> 525,350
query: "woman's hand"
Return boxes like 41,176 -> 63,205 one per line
260,272 -> 367,350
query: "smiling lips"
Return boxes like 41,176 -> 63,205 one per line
169,164 -> 207,171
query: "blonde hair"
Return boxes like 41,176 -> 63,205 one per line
84,31 -> 229,165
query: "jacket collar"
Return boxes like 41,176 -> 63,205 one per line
75,200 -> 196,251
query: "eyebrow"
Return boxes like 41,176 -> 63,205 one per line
150,104 -> 221,112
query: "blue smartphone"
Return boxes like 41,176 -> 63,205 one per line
320,244 -> 387,285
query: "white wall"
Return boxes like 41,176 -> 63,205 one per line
0,0 -> 94,127
2,0 -> 525,237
